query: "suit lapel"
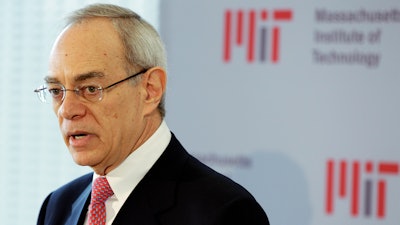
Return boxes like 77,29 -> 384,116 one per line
112,134 -> 188,225
65,182 -> 91,225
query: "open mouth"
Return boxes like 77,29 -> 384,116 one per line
71,134 -> 88,139
66,131 -> 92,147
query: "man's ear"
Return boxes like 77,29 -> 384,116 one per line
142,67 -> 167,115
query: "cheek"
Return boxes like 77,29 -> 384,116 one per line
54,105 -> 63,124
103,89 -> 143,125
111,112 -> 119,119
103,104 -> 127,125
53,104 -> 59,115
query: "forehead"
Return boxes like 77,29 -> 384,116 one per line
44,71 -> 105,84
48,18 -> 127,82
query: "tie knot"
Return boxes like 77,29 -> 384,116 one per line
91,177 -> 114,204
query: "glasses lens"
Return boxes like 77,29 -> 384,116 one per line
34,83 -> 106,103
34,85 -> 47,103
80,85 -> 103,102
47,83 -> 66,104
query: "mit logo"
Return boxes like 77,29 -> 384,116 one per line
325,159 -> 400,219
223,9 -> 293,63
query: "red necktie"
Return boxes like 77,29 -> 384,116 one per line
88,177 -> 114,225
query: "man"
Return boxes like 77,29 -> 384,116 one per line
35,3 -> 269,225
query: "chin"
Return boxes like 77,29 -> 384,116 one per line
70,151 -> 97,167
72,157 -> 91,167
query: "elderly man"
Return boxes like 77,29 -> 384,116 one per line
35,3 -> 269,225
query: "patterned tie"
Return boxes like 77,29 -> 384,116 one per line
88,177 -> 114,225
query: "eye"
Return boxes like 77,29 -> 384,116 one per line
47,85 -> 64,99
83,85 -> 100,94
80,85 -> 102,102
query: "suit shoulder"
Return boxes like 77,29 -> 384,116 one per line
37,173 -> 93,225
176,154 -> 269,224
165,135 -> 257,199
49,172 -> 92,202
183,154 -> 255,199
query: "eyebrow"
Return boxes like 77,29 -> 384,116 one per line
44,71 -> 105,84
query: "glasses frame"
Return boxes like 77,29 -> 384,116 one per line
34,69 -> 148,104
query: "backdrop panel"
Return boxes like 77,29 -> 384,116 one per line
161,1 -> 400,225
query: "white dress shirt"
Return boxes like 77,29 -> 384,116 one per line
84,121 -> 171,225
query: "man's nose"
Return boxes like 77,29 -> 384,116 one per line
57,90 -> 86,120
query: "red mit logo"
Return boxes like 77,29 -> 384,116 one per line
325,159 -> 399,219
223,9 -> 293,63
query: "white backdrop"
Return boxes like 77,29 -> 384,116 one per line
161,1 -> 400,225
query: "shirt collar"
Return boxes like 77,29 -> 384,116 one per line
93,120 -> 171,201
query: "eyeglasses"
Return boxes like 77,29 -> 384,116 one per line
34,69 -> 147,104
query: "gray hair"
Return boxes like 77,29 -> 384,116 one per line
66,3 -> 167,117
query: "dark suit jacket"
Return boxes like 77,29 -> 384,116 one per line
37,133 -> 269,225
